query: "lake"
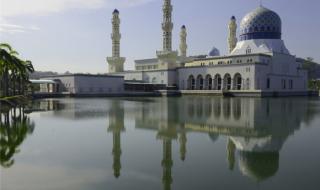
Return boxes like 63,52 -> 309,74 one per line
1,96 -> 320,190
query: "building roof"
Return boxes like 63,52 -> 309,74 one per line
30,79 -> 56,84
40,74 -> 124,79
135,58 -> 159,65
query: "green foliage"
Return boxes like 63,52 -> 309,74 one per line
302,57 -> 320,80
0,43 -> 35,97
0,107 -> 35,168
308,80 -> 320,90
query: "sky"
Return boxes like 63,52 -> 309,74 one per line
0,0 -> 319,74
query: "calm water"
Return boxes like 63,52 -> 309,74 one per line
1,97 -> 320,190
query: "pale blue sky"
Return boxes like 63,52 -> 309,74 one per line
1,0 -> 319,73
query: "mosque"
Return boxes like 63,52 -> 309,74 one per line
108,0 -> 309,96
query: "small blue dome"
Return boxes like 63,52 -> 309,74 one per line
208,47 -> 220,57
113,9 -> 119,14
240,6 -> 282,41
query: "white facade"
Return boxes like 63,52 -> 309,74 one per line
40,74 -> 124,95
108,2 -> 308,96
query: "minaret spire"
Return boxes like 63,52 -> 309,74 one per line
162,0 -> 173,51
179,25 -> 187,57
107,9 -> 125,73
228,16 -> 238,53
156,0 -> 178,71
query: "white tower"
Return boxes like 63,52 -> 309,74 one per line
228,16 -> 238,53
179,25 -> 187,57
107,9 -> 125,73
156,0 -> 178,70
162,0 -> 173,51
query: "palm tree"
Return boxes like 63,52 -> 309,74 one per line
0,43 -> 34,97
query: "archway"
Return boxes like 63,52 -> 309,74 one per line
196,75 -> 204,90
187,75 -> 195,90
205,74 -> 213,90
214,74 -> 222,90
233,73 -> 242,90
223,74 -> 232,90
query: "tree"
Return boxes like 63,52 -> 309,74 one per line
0,43 -> 34,97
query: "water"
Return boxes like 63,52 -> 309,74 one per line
1,96 -> 320,190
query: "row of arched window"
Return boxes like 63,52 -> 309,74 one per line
185,73 -> 250,91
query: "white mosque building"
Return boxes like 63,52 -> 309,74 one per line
108,0 -> 308,96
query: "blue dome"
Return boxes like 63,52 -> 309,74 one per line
240,6 -> 282,41
208,47 -> 220,57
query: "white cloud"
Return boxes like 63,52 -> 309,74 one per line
0,16 -> 40,34
0,0 -> 156,17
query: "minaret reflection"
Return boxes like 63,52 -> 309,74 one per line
157,125 -> 177,190
107,101 -> 125,178
179,130 -> 187,161
227,138 -> 236,171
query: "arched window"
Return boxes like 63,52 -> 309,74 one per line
233,73 -> 242,90
214,74 -> 222,90
223,74 -> 232,90
246,47 -> 252,54
197,75 -> 204,90
267,78 -> 271,89
187,75 -> 195,90
205,75 -> 213,90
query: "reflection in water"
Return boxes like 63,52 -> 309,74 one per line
132,97 -> 318,182
107,101 -> 125,178
0,107 -> 35,168
26,97 -> 319,185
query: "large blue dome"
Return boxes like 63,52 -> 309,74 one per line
240,6 -> 282,41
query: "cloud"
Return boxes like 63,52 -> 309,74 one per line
0,0 -> 156,17
0,17 -> 40,34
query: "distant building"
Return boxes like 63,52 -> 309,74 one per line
39,74 -> 124,96
107,0 -> 309,96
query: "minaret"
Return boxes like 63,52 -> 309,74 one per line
228,16 -> 237,53
107,9 -> 125,73
162,0 -> 173,51
179,25 -> 187,57
156,0 -> 178,70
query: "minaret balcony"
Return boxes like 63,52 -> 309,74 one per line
162,23 -> 173,31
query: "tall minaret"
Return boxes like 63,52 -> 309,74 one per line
162,0 -> 173,51
107,9 -> 125,73
228,16 -> 237,53
156,0 -> 178,71
179,25 -> 187,57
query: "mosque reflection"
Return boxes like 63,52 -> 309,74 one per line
106,96 -> 317,188
0,107 -> 35,168
28,97 -> 318,187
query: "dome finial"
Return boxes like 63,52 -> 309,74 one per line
259,0 -> 263,7
113,9 -> 119,14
